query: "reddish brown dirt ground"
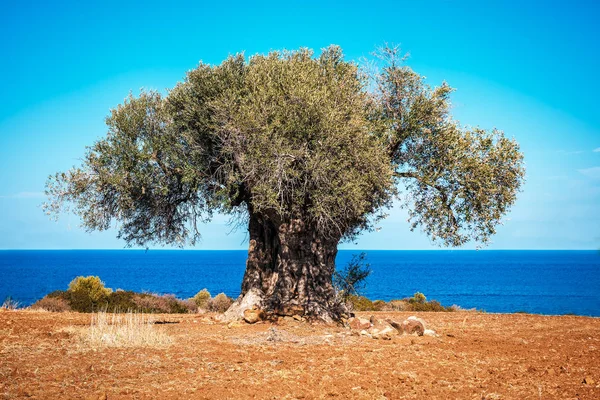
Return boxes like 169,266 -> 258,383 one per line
1,310 -> 599,399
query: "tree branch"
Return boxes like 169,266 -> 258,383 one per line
394,171 -> 458,230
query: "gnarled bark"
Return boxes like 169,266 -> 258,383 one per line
224,212 -> 347,323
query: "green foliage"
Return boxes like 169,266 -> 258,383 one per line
371,46 -> 525,247
208,293 -> 233,313
372,300 -> 388,311
345,292 -> 454,313
68,276 -> 112,302
44,45 -> 525,249
192,289 -> 211,309
346,295 -> 375,312
405,299 -> 450,312
399,292 -> 453,312
409,292 -> 427,304
333,252 -> 371,299
47,284 -> 197,313
133,293 -> 197,314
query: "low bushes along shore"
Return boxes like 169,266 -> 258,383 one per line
15,276 -> 460,314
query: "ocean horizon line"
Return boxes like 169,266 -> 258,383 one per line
0,248 -> 598,252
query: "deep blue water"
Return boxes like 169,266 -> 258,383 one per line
1,250 -> 599,316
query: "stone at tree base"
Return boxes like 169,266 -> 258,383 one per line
222,288 -> 263,322
243,308 -> 265,324
348,317 -> 371,330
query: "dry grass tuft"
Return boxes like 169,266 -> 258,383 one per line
87,311 -> 172,348
1,297 -> 20,310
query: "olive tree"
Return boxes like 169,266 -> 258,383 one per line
45,46 -> 525,322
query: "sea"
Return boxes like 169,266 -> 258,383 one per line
1,250 -> 599,316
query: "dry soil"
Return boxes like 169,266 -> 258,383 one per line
1,310 -> 599,399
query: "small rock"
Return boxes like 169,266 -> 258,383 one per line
385,318 -> 403,333
227,321 -> 245,329
423,329 -> 437,337
372,326 -> 398,340
583,376 -> 595,385
348,317 -> 371,330
292,315 -> 303,321
402,318 -> 425,336
359,329 -> 370,336
407,316 -> 427,328
369,315 -> 377,324
243,308 -> 265,324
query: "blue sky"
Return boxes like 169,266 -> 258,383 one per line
1,0 -> 599,249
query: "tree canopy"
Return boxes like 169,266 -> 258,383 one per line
45,45 -> 525,249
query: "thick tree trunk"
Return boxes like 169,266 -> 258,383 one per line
224,212 -> 348,323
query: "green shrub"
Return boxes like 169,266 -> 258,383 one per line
401,293 -> 453,312
42,280 -> 199,313
408,292 -> 427,304
192,289 -> 211,309
105,290 -> 139,312
410,299 -> 450,312
372,299 -> 388,311
68,276 -> 112,301
31,296 -> 71,312
208,293 -> 233,313
132,293 -> 194,313
333,253 -> 371,300
346,295 -> 375,311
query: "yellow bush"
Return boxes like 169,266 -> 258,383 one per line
68,276 -> 112,301
192,289 -> 211,309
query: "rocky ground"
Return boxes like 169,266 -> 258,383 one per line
1,310 -> 599,399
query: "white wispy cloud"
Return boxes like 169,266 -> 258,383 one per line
0,191 -> 45,199
556,150 -> 584,155
594,147 -> 600,153
578,167 -> 600,180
